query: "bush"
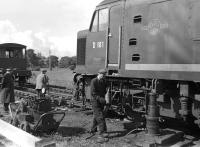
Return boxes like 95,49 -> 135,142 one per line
32,66 -> 40,71
68,65 -> 76,71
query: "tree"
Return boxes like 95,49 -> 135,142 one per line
47,55 -> 59,68
27,49 -> 40,67
59,56 -> 77,68
70,56 -> 77,65
59,56 -> 71,68
37,53 -> 47,68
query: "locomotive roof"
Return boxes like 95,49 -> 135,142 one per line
0,43 -> 26,49
78,30 -> 89,38
97,0 -> 170,7
97,0 -> 121,6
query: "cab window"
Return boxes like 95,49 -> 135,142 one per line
90,8 -> 108,32
14,49 -> 23,58
99,8 -> 108,31
9,50 -> 14,58
5,50 -> 9,58
91,11 -> 98,32
22,48 -> 26,58
5,50 -> 14,58
0,50 -> 5,58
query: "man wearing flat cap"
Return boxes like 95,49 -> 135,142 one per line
90,68 -> 110,142
35,69 -> 49,98
0,68 -> 15,113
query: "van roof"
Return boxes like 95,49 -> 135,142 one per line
0,43 -> 26,49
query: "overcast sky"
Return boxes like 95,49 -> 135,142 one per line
0,0 -> 102,58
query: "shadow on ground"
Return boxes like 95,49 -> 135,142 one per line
108,130 -> 129,139
57,126 -> 86,137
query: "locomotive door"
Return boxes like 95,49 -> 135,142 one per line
108,4 -> 123,68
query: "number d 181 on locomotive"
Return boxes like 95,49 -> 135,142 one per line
0,43 -> 31,84
75,0 -> 200,129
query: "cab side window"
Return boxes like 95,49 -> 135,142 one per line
5,50 -> 9,58
14,50 -> 23,58
9,50 -> 14,58
99,8 -> 108,31
90,8 -> 108,32
91,11 -> 98,32
0,49 -> 5,58
5,50 -> 14,58
22,48 -> 26,59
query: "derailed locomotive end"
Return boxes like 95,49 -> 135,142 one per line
75,0 -> 200,130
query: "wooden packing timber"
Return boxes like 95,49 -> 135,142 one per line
0,119 -> 41,147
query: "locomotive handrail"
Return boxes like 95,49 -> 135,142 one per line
105,27 -> 109,68
118,26 -> 122,69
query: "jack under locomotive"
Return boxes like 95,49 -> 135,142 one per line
0,43 -> 31,84
75,0 -> 200,129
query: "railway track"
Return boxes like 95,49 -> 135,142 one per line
14,83 -> 92,111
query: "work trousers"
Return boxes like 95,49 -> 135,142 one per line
91,99 -> 107,134
4,103 -> 9,111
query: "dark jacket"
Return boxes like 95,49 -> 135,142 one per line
0,72 -> 15,103
90,77 -> 107,113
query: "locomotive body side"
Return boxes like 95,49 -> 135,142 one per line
76,0 -> 200,81
123,0 -> 200,81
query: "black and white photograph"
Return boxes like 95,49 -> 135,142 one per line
0,0 -> 200,146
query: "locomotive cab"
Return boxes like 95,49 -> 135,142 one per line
76,0 -> 124,75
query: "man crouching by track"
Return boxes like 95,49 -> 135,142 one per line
89,68 -> 110,143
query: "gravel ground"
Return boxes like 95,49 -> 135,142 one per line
49,110 -> 140,147
0,103 -> 141,147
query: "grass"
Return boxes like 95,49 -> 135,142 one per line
29,68 -> 74,88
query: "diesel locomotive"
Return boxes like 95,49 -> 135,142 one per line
0,43 -> 31,84
75,0 -> 200,129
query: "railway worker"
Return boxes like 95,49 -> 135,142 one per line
73,74 -> 86,105
73,74 -> 83,100
0,68 -> 15,113
35,69 -> 49,98
90,68 -> 110,143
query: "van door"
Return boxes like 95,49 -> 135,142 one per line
108,4 -> 123,68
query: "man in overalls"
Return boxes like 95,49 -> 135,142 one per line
90,68 -> 109,142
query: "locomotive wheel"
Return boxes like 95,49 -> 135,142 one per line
20,122 -> 31,133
